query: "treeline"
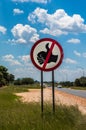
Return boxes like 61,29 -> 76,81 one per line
14,78 -> 34,85
74,77 -> 86,87
0,65 -> 35,87
59,77 -> 86,87
0,65 -> 86,87
59,81 -> 73,87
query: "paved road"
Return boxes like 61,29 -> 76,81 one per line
57,88 -> 86,98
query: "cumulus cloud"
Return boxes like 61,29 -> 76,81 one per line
3,54 -> 14,60
82,52 -> 86,58
19,55 -> 30,62
73,51 -> 86,58
40,28 -> 67,36
13,65 -> 35,79
18,55 -> 30,66
12,0 -> 49,4
64,58 -> 77,64
74,50 -> 81,57
12,0 -> 29,2
3,54 -> 21,66
28,8 -> 86,36
2,54 -> 35,78
0,26 -> 7,34
11,24 -> 39,44
8,38 -> 26,44
67,38 -> 80,44
58,68 -> 85,81
13,8 -> 24,15
2,54 -> 31,67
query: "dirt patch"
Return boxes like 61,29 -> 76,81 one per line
15,88 -> 86,114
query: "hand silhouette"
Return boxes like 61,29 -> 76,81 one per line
37,43 -> 58,65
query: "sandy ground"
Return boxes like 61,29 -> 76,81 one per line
15,88 -> 86,115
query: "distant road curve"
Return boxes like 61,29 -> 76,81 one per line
57,88 -> 86,98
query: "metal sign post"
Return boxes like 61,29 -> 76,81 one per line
41,70 -> 55,115
41,71 -> 43,114
52,70 -> 55,113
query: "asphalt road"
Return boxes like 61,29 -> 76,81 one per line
57,88 -> 86,98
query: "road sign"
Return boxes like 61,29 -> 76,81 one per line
30,38 -> 64,71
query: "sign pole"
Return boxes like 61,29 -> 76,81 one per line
52,70 -> 55,113
41,70 -> 44,115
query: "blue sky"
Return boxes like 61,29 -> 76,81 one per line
0,0 -> 86,82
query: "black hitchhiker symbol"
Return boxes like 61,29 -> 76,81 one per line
37,43 -> 58,65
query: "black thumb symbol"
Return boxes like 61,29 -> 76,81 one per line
37,43 -> 58,65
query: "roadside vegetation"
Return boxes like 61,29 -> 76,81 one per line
59,77 -> 86,88
0,65 -> 86,129
0,65 -> 86,89
70,86 -> 86,90
0,85 -> 86,130
0,65 -> 14,87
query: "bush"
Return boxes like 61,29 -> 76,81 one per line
0,66 -> 15,87
14,77 -> 34,85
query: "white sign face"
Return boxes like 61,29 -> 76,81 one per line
30,38 -> 64,71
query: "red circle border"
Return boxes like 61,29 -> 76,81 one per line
30,38 -> 64,71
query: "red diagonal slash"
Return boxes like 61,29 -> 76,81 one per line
43,42 -> 55,69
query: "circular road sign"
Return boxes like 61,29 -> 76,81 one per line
30,38 -> 64,71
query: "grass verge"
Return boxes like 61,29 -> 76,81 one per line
71,86 -> 86,90
0,85 -> 86,130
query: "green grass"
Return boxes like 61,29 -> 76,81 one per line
0,85 -> 86,130
1,83 -> 40,92
71,86 -> 86,90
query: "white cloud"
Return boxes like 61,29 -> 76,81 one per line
11,24 -> 39,44
13,8 -> 24,15
74,50 -> 81,57
73,51 -> 86,58
64,58 -> 77,64
12,0 -> 29,2
12,0 -> 50,4
82,52 -> 86,58
8,38 -> 26,44
40,28 -> 67,36
0,26 -> 7,34
67,38 -> 80,44
13,66 -> 36,79
57,68 -> 85,81
15,38 -> 27,44
2,54 -> 31,67
3,54 -> 14,60
19,55 -> 30,65
3,54 -> 21,66
28,8 -> 86,36
20,55 -> 30,62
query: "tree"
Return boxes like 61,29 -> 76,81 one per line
14,77 -> 34,85
8,74 -> 15,84
22,78 -> 34,85
59,81 -> 73,87
74,78 -> 81,86
79,77 -> 86,87
74,77 -> 86,87
14,78 -> 22,85
0,65 -> 15,87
